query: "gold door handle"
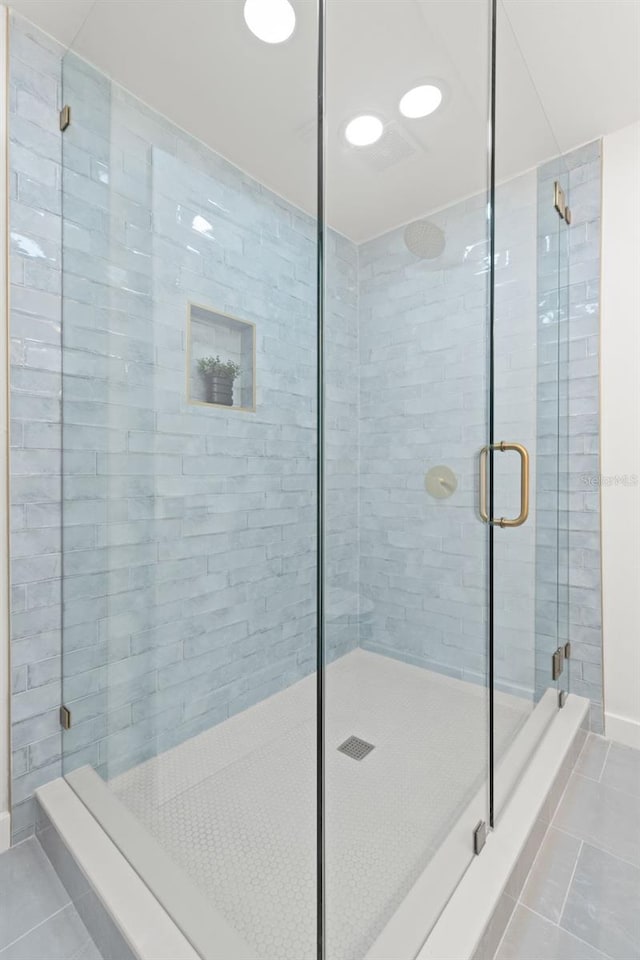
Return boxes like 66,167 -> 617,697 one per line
479,445 -> 489,523
479,441 -> 530,528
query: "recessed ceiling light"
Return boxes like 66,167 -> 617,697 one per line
243,0 -> 295,44
345,115 -> 384,147
399,84 -> 443,119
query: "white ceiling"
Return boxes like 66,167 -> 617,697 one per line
9,0 -> 640,242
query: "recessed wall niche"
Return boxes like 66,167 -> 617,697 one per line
187,302 -> 256,412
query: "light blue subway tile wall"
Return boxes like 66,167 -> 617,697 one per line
357,147 -> 602,713
535,143 -> 602,731
356,170 -> 546,698
9,15 -> 359,833
566,142 -> 603,731
535,155 -> 569,706
9,15 -> 65,843
57,54 -> 359,780
8,8 -> 603,841
357,196 -> 491,684
360,172 -> 537,700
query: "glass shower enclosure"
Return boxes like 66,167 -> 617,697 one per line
56,1 -> 571,957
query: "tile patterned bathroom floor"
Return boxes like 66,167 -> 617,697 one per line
0,838 -> 102,960
495,734 -> 640,960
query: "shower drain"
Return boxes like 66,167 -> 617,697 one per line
337,736 -> 375,760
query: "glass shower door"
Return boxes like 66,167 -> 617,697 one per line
491,0 -> 571,816
323,1 -> 493,955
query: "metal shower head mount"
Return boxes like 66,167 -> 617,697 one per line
404,218 -> 446,260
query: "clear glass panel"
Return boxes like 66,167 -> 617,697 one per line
492,0 -> 570,814
53,0 -> 572,954
557,167 -> 571,703
324,1 -> 492,954
60,3 -> 320,956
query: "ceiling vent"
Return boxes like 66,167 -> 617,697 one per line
296,119 -> 419,172
355,122 -> 419,172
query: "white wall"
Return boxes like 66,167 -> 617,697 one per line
0,4 -> 10,850
601,121 -> 640,748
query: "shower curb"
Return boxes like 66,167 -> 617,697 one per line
33,696 -> 589,960
35,778 -> 200,960
418,694 -> 589,960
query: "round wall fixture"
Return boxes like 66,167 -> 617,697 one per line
243,0 -> 295,44
344,115 -> 384,147
425,465 -> 457,499
404,219 -> 446,260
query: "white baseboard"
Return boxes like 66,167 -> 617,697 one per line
605,711 -> 640,749
0,810 -> 10,853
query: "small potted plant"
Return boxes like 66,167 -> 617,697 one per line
197,355 -> 241,407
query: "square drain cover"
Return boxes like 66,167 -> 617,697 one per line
337,736 -> 375,761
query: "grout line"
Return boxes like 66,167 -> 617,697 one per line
493,729 -> 590,959
550,768 -> 640,873
573,734 -> 604,783
518,904 -> 615,960
491,909 -> 511,959
549,747 -> 586,829
576,838 -> 640,873
493,737 -> 580,959
492,830 -> 547,960
557,839 -> 582,925
596,739 -> 611,782
565,768 -> 640,803
70,935 -> 98,960
548,815 -> 640,871
0,902 -> 72,953
516,820 -> 553,908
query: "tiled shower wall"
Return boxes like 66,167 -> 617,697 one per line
358,148 -> 602,711
7,11 -> 603,840
357,194 -> 491,682
9,19 -> 65,843
8,16 -> 359,839
357,172 -> 541,696
566,142 -> 603,733
533,144 -> 603,731
57,53 -> 359,784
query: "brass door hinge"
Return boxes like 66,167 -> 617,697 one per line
552,646 -> 565,681
60,705 -> 71,730
60,105 -> 71,131
553,181 -> 572,224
